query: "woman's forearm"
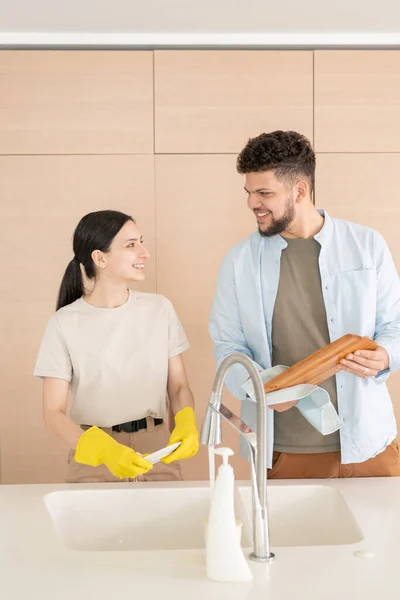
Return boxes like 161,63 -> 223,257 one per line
44,409 -> 84,447
169,384 -> 195,416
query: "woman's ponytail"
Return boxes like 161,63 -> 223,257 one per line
56,258 -> 84,310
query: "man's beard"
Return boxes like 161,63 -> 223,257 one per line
258,197 -> 295,237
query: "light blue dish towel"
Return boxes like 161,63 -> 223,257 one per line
242,365 -> 343,436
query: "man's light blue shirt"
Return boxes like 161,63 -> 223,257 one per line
209,211 -> 400,465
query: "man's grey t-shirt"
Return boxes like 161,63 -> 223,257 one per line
272,237 -> 341,453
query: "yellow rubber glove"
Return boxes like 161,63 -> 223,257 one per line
161,406 -> 199,464
74,426 -> 153,479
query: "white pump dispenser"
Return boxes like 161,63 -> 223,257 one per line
205,447 -> 253,582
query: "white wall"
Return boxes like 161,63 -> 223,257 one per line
0,0 -> 399,45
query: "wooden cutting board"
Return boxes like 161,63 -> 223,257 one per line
265,334 -> 378,393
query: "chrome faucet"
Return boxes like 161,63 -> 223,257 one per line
200,352 -> 275,563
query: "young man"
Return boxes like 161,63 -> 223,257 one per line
209,130 -> 400,478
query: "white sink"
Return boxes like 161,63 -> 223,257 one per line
44,486 -> 252,551
238,484 -> 364,547
44,484 -> 363,552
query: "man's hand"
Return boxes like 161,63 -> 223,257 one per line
269,400 -> 298,412
339,346 -> 389,378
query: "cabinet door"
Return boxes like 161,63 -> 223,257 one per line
155,154 -> 256,480
155,50 -> 313,153
315,50 -> 400,152
0,155 -> 155,483
0,51 -> 154,154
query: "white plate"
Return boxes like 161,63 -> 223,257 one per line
146,442 -> 181,465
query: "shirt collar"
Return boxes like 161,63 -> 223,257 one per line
313,209 -> 332,243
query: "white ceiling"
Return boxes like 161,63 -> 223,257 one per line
0,0 -> 399,46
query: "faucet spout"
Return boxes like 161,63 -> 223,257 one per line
201,353 -> 275,562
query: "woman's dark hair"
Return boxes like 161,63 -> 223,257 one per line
56,210 -> 134,311
237,130 -> 316,195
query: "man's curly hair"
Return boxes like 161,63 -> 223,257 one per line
237,130 -> 316,194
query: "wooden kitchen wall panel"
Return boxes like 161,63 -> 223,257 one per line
154,50 -> 313,154
315,153 -> 400,269
0,155 -> 156,484
155,154 -> 256,480
315,50 -> 400,152
0,51 -> 154,155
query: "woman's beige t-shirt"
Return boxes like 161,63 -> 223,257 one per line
33,291 -> 190,427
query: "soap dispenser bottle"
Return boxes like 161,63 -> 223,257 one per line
206,447 -> 253,582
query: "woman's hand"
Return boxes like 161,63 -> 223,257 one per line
74,427 -> 153,479
161,406 -> 199,464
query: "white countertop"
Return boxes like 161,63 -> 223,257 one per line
1,478 -> 400,600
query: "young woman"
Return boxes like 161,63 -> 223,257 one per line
34,210 -> 199,483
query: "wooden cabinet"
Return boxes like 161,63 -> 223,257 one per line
0,155 -> 155,483
0,49 -> 399,483
155,154 -> 255,479
155,50 -> 313,153
315,50 -> 400,152
0,51 -> 154,154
